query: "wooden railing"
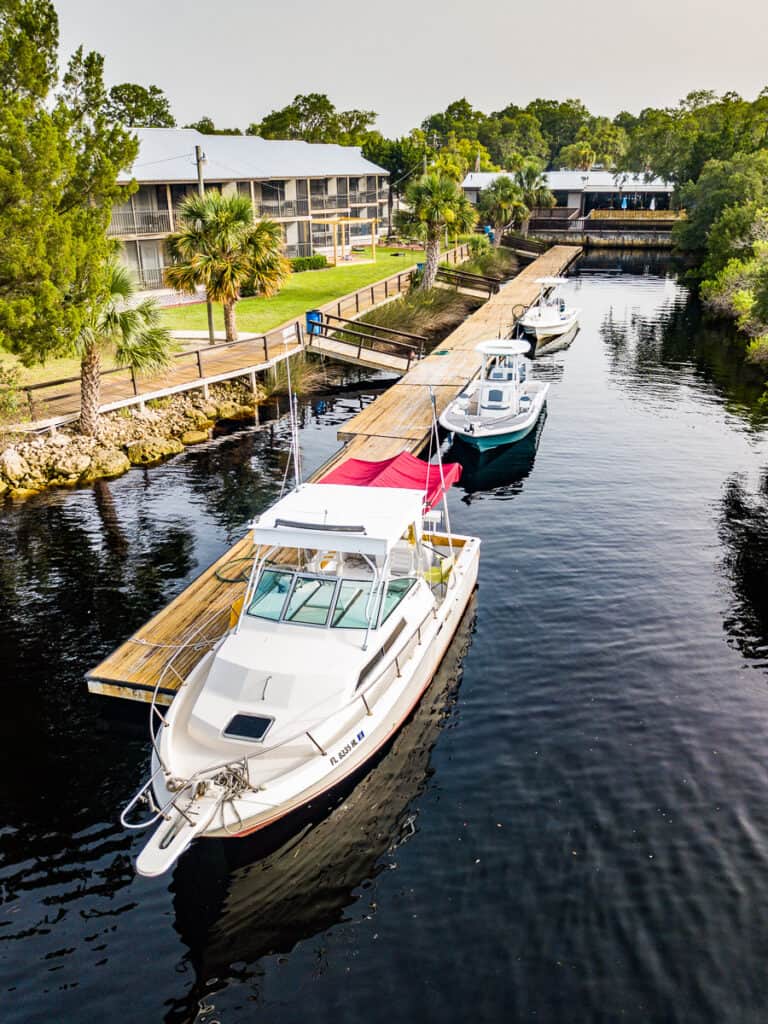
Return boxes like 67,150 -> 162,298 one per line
436,266 -> 501,296
306,311 -> 426,370
12,242 -> 470,426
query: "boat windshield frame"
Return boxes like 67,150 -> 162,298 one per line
244,565 -> 417,633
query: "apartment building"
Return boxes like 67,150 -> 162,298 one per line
110,128 -> 389,290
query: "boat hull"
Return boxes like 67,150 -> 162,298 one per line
135,535 -> 481,874
456,412 -> 543,450
208,539 -> 480,839
441,386 -> 548,451
519,309 -> 580,340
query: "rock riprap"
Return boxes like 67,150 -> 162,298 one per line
0,380 -> 260,497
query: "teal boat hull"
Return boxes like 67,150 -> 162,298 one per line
454,413 -> 542,451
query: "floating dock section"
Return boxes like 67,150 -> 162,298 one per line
87,245 -> 581,703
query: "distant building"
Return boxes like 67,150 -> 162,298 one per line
110,128 -> 389,290
462,170 -> 673,216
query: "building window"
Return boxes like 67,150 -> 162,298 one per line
262,180 -> 286,202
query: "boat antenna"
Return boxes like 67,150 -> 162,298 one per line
282,330 -> 302,491
428,386 -> 453,555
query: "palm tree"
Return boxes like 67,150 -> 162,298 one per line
478,176 -> 529,247
164,191 -> 290,342
399,172 -> 477,290
515,162 -> 556,235
77,261 -> 172,437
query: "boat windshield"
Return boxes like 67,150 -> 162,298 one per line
247,569 -> 415,629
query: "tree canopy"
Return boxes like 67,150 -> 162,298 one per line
183,116 -> 242,135
0,0 -> 137,366
248,93 -> 376,145
107,82 -> 175,127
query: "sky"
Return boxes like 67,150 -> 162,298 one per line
57,0 -> 768,135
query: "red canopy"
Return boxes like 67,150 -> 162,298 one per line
319,451 -> 461,510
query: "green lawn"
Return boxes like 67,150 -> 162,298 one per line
3,244 -> 452,386
159,246 -> 428,334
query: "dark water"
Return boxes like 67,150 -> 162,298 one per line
2,257 -> 768,1023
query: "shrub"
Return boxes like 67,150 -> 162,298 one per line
290,254 -> 328,272
0,362 -> 22,423
262,352 -> 327,397
458,246 -> 518,280
358,287 -> 479,343
467,235 -> 491,258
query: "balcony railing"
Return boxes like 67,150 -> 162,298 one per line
107,209 -> 172,237
135,267 -> 168,289
284,243 -> 314,258
257,199 -> 310,218
349,190 -> 379,204
309,194 -> 350,211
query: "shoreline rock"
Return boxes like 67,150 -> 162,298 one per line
0,380 -> 263,499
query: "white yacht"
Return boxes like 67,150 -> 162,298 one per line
123,470 -> 480,877
519,276 -> 580,340
439,340 -> 549,450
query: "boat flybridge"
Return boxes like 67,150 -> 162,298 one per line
123,454 -> 480,877
439,339 -> 549,450
518,276 -> 580,340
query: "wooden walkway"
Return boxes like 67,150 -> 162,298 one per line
86,244 -> 580,704
21,244 -> 471,429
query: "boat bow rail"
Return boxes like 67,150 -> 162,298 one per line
119,560 -> 461,835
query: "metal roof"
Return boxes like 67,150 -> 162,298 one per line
119,128 -> 388,184
462,170 -> 672,193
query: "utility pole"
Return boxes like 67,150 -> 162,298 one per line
195,145 -> 216,345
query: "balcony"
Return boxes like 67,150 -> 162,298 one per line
284,243 -> 314,258
349,190 -> 379,205
309,194 -> 350,212
136,266 -> 168,290
107,209 -> 172,237
257,199 -> 310,219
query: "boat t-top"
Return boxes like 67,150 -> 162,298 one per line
518,277 -> 580,341
439,339 -> 549,450
122,452 -> 480,876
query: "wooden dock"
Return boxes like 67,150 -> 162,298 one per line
86,244 -> 580,704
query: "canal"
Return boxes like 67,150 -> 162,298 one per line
1,254 -> 768,1022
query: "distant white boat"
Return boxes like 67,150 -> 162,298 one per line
519,277 -> 580,340
439,339 -> 549,450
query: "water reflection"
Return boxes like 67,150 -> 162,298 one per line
164,598 -> 477,1024
719,470 -> 768,668
598,286 -> 768,427
446,416 -> 545,503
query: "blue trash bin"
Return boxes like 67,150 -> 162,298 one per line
416,262 -> 425,272
306,309 -> 323,337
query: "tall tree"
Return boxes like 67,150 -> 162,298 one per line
430,132 -> 496,181
77,261 -> 172,436
556,141 -> 597,170
420,98 -> 487,144
0,0 -> 76,361
183,116 -> 242,135
0,3 -> 138,367
107,82 -> 175,127
164,191 -> 290,342
478,176 -> 528,246
524,98 -> 590,164
481,106 -> 549,168
397,172 -> 476,290
248,93 -> 375,145
674,150 -> 768,274
362,134 -> 425,231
